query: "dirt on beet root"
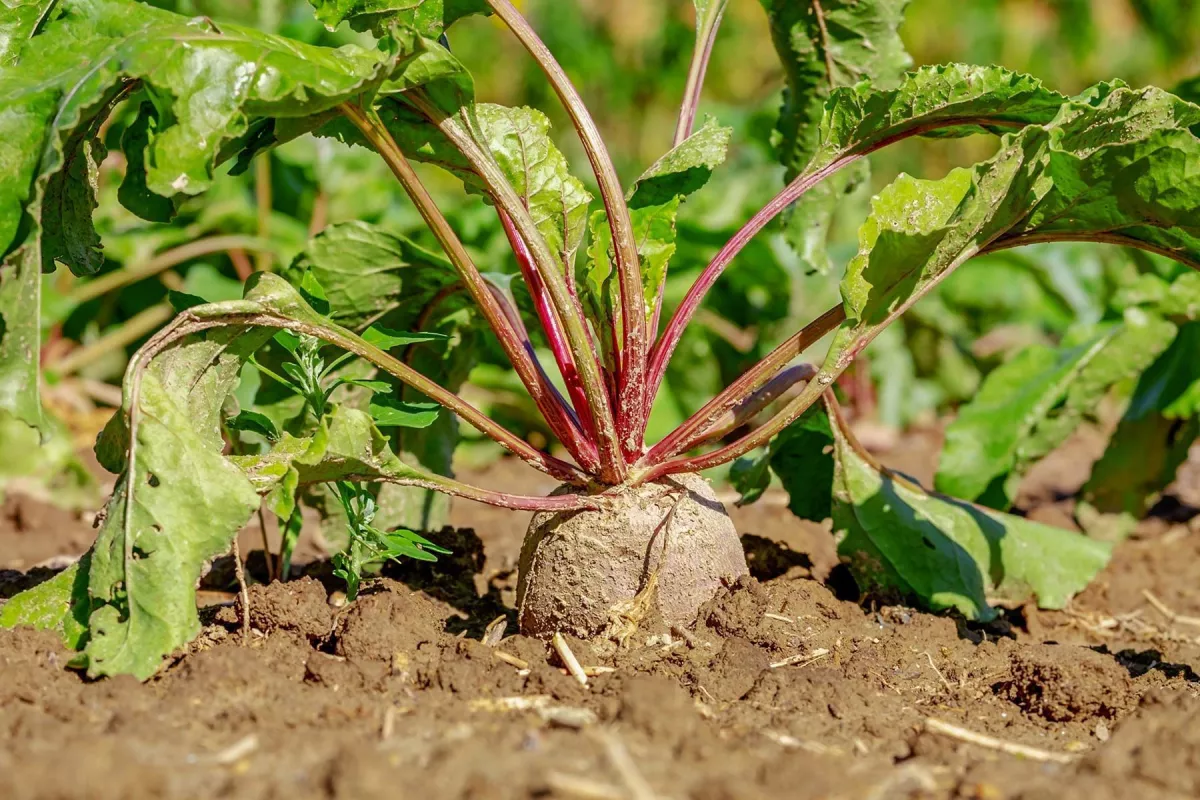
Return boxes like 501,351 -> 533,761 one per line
2,431 -> 1200,800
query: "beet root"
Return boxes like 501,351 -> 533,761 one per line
516,473 -> 749,638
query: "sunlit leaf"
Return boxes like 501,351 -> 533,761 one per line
307,0 -> 488,37
830,403 -> 1111,619
368,396 -> 440,428
587,118 -> 731,327
0,557 -> 90,650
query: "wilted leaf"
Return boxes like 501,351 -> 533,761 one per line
86,329 -> 269,679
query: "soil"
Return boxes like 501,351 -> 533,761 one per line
3,427 -> 1200,800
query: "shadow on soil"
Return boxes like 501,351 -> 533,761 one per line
1096,645 -> 1200,683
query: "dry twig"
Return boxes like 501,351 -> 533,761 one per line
493,650 -> 531,671
232,538 -> 250,646
1142,589 -> 1200,629
554,633 -> 590,686
923,718 -> 1076,765
381,706 -> 397,740
770,647 -> 829,670
210,734 -> 259,765
923,651 -> 954,694
594,728 -> 659,800
583,665 -> 617,677
544,772 -> 623,800
483,615 -> 508,646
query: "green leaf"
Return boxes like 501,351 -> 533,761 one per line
936,312 -> 1176,506
2,0 -> 389,269
1125,322 -> 1200,420
282,225 -> 479,532
315,94 -> 474,183
822,85 -> 1200,400
368,395 -> 440,428
588,118 -> 731,325
814,64 -> 1070,168
230,404 -> 428,500
117,103 -> 174,224
775,62 -> 1068,275
182,263 -> 244,304
758,0 -> 912,274
1078,414 -> 1200,541
0,0 -> 58,65
0,0 -> 392,429
0,248 -> 43,430
388,527 -> 450,555
363,324 -> 448,349
0,557 -> 91,650
335,378 -> 394,394
283,222 -> 460,329
307,0 -> 488,37
0,408 -> 99,511
729,451 -> 771,507
760,0 -> 913,178
226,410 -> 280,441
289,405 -> 427,486
79,272 -> 472,678
243,272 -> 474,532
475,104 -> 592,275
830,404 -> 1112,619
1074,322 -> 1200,539
273,330 -> 302,354
42,132 -> 106,277
768,406 -> 836,521
732,406 -> 839,522
299,269 -> 331,315
1158,272 -> 1200,321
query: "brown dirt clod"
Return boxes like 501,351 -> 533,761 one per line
998,643 -> 1136,722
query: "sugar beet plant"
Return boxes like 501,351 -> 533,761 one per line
3,0 -> 1200,679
